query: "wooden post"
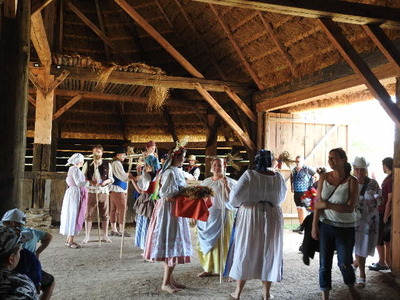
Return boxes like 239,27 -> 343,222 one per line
392,78 -> 400,275
32,69 -> 55,209
0,0 -> 30,214
205,114 -> 218,178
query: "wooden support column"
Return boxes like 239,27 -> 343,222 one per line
392,77 -> 400,275
257,111 -> 265,150
0,0 -> 30,214
205,114 -> 218,178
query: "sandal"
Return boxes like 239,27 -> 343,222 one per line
69,242 -> 81,249
356,278 -> 366,288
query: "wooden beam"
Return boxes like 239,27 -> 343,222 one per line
47,69 -> 69,93
29,88 -> 208,109
194,83 -> 255,150
206,115 -> 219,148
305,124 -> 339,161
257,12 -> 298,77
393,78 -> 400,275
162,107 -> 179,142
114,0 -> 204,78
116,102 -> 128,141
172,0 -> 227,80
31,0 -> 54,16
53,94 -> 83,120
28,95 -> 37,107
58,0 -> 64,52
30,11 -> 52,69
318,18 -> 400,126
209,4 -> 264,90
193,0 -> 400,30
66,1 -> 128,62
49,66 -> 252,94
224,86 -> 256,122
256,63 -> 397,112
28,70 -> 47,95
94,0 -> 110,61
363,25 -> 400,76
3,0 -> 18,18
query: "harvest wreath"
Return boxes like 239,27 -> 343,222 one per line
173,186 -> 214,221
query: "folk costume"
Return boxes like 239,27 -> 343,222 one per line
109,149 -> 130,236
144,149 -> 192,266
134,155 -> 161,250
60,154 -> 88,236
197,176 -> 236,274
82,159 -> 113,222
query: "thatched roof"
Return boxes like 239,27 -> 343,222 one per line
27,0 -> 400,146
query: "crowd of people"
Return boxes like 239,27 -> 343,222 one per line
0,142 -> 395,300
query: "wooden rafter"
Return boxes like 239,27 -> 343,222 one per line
30,12 -> 52,69
193,0 -> 400,30
162,107 -> 179,142
94,0 -> 110,61
49,66 -> 251,94
53,94 -> 83,120
47,69 -> 69,93
28,70 -> 47,95
224,86 -> 256,122
31,0 -> 54,16
173,0 -> 227,80
206,115 -> 220,148
3,0 -> 17,18
28,88 -> 209,109
194,83 -> 255,150
256,60 -> 397,112
257,11 -> 298,77
28,95 -> 37,107
66,1 -> 128,62
58,0 -> 64,52
318,18 -> 400,126
209,4 -> 264,90
116,102 -> 128,141
114,0 -> 204,78
363,25 -> 400,76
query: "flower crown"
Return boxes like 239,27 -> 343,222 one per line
172,136 -> 189,156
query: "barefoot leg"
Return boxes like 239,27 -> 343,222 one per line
82,221 -> 92,244
231,279 -> 246,300
161,262 -> 180,294
262,281 -> 272,300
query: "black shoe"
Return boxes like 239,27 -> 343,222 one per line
293,226 -> 303,234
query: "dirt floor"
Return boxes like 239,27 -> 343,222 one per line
39,226 -> 400,300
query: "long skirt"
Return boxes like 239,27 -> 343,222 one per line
197,211 -> 233,274
60,186 -> 81,236
135,215 -> 150,250
229,202 -> 283,282
144,199 -> 192,267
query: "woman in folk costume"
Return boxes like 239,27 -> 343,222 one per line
132,155 -> 161,250
228,150 -> 287,300
196,157 -> 236,277
144,145 -> 192,294
60,153 -> 88,249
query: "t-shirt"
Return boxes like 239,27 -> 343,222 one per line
13,249 -> 42,290
291,166 -> 315,192
379,173 -> 393,214
21,228 -> 46,253
0,269 -> 38,300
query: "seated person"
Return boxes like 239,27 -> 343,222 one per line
0,226 -> 38,299
1,209 -> 55,300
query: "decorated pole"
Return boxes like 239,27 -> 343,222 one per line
96,187 -> 102,247
220,158 -> 227,284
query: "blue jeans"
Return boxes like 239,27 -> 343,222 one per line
319,222 -> 355,291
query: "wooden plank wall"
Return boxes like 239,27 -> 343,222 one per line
266,113 -> 348,223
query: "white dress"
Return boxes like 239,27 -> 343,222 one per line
228,170 -> 287,282
144,166 -> 192,266
60,166 -> 87,236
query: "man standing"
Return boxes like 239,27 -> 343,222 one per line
109,148 -> 133,237
290,155 -> 318,233
369,157 -> 393,271
183,155 -> 200,180
82,145 -> 113,243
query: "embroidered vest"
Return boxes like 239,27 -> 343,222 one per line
86,160 -> 110,181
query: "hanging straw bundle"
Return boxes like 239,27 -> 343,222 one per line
95,65 -> 118,92
147,85 -> 170,111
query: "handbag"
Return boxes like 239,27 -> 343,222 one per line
173,196 -> 212,221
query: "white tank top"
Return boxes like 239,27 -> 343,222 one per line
320,180 -> 357,227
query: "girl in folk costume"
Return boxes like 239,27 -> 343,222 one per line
60,153 -> 88,249
144,145 -> 192,294
196,157 -> 236,277
132,155 -> 161,250
228,150 -> 287,300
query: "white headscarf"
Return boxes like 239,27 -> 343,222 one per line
66,153 -> 84,166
